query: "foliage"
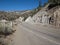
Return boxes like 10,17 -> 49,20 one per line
0,22 -> 14,45
0,38 -> 11,45
48,0 -> 60,4
0,22 -> 15,36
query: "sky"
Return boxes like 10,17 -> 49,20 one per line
0,0 -> 48,11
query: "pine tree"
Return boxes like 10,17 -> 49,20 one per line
38,0 -> 42,7
48,0 -> 60,4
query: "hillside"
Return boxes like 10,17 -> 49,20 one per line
0,9 -> 38,21
24,3 -> 60,28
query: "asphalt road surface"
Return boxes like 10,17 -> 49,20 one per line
13,22 -> 60,45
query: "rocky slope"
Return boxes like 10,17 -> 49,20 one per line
25,3 -> 60,27
0,10 -> 38,21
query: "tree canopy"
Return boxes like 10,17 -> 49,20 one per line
48,0 -> 60,4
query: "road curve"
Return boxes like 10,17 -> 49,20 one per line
13,22 -> 60,45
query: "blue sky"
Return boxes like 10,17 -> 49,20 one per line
0,0 -> 48,11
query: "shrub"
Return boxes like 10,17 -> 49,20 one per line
0,22 -> 15,45
0,22 -> 15,36
0,38 -> 11,45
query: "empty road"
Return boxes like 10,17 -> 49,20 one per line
13,22 -> 60,45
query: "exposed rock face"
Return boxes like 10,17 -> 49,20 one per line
25,4 -> 60,28
54,8 -> 60,27
25,16 -> 34,24
32,10 -> 49,24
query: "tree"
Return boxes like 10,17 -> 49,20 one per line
36,0 -> 42,11
38,0 -> 42,7
48,0 -> 60,4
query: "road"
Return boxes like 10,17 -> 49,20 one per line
13,22 -> 60,45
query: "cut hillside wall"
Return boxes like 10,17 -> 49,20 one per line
54,8 -> 60,27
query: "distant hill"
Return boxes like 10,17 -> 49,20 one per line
0,9 -> 38,21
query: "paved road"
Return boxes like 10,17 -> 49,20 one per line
13,22 -> 60,45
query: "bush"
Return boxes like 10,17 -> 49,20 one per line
0,38 -> 11,45
0,22 -> 15,45
0,22 -> 15,36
